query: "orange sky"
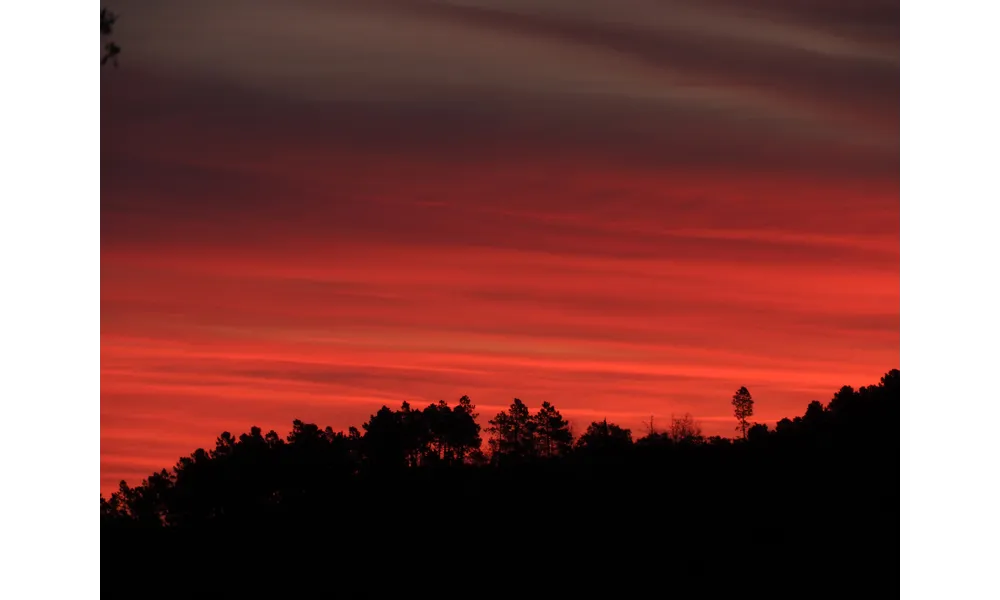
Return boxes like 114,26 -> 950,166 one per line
101,0 -> 899,495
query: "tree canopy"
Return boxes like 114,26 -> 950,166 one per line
102,370 -> 899,523
731,386 -> 754,439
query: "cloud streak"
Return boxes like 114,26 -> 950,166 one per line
101,0 -> 898,494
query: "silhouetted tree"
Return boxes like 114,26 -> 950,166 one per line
731,386 -> 754,439
487,398 -> 535,462
511,399 -> 536,456
707,435 -> 732,447
576,419 -> 633,456
101,8 -> 121,67
422,398 -> 482,465
747,422 -> 770,443
826,386 -> 857,416
397,401 -> 427,467
803,400 -> 826,428
634,430 -> 671,451
362,405 -> 410,472
669,412 -> 703,444
451,395 -> 483,463
486,409 -> 512,460
533,401 -> 574,458
421,401 -> 449,464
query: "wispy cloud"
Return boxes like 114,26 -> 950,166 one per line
101,0 -> 898,494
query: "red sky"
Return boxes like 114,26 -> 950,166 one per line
101,0 -> 899,495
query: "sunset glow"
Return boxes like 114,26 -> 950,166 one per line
101,0 -> 899,494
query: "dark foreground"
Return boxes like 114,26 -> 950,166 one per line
102,371 -> 899,597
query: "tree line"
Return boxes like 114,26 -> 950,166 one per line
100,369 -> 899,527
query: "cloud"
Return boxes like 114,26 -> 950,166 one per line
105,0 -> 897,150
100,0 -> 898,495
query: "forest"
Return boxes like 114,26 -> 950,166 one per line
101,370 -> 899,594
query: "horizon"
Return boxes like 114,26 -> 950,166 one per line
100,0 -> 899,496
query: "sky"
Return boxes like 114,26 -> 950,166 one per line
101,0 -> 899,494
